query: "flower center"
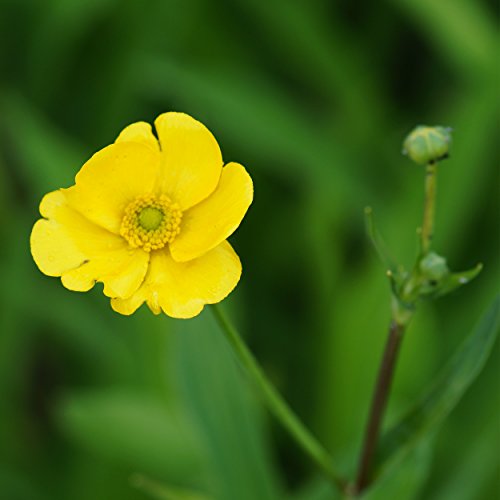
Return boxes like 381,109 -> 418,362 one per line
138,207 -> 163,231
120,195 -> 182,252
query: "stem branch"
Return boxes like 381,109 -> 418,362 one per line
353,320 -> 405,494
211,304 -> 345,491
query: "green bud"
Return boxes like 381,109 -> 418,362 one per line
419,252 -> 449,282
403,125 -> 452,165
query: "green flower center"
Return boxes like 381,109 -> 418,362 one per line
120,195 -> 182,252
138,206 -> 164,231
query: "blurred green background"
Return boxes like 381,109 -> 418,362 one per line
0,0 -> 498,499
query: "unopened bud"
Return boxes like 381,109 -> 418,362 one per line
403,125 -> 452,165
419,252 -> 449,281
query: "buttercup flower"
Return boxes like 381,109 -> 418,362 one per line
30,113 -> 253,318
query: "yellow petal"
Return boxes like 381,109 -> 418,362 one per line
31,190 -> 120,275
61,247 -> 149,298
115,121 -> 160,152
31,190 -> 149,299
66,141 -> 161,234
111,241 -> 241,318
154,112 -> 223,210
170,163 -> 253,262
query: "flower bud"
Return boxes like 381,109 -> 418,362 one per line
419,252 -> 449,282
402,125 -> 452,165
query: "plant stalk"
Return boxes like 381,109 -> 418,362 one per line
353,320 -> 405,494
421,162 -> 437,254
211,304 -> 345,491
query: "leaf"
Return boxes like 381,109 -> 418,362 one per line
373,294 -> 500,481
434,263 -> 483,298
364,207 -> 400,277
131,474 -> 209,500
289,478 -> 342,500
428,416 -> 499,500
394,0 -> 497,76
172,311 -> 283,500
364,438 -> 433,500
0,92 -> 85,194
0,466 -> 49,500
56,389 -> 203,485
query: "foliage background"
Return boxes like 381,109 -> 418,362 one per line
0,0 -> 498,499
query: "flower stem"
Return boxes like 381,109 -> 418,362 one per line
353,320 -> 405,494
421,162 -> 437,254
211,304 -> 345,491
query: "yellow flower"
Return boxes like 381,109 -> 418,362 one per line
30,112 -> 253,318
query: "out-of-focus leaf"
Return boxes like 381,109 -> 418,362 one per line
0,466 -> 49,500
428,414 -> 499,500
290,478 -> 342,500
374,295 -> 500,480
131,474 -> 209,500
364,206 -> 399,275
0,92 -> 85,194
173,311 -> 283,500
28,0 -> 119,101
392,0 -> 497,76
56,389 -> 203,485
436,84 -> 498,251
234,0 -> 385,127
364,439 -> 433,500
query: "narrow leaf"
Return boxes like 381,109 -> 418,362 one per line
131,474 -> 209,500
365,438 -> 433,500
173,312 -> 283,500
434,263 -> 483,298
364,207 -> 399,275
374,294 -> 500,480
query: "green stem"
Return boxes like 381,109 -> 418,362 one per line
211,304 -> 345,491
421,162 -> 437,254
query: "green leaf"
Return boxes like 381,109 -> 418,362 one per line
0,92 -> 85,194
364,439 -> 433,500
428,416 -> 499,500
56,389 -> 203,485
364,207 -> 399,276
289,478 -> 342,500
173,311 -> 283,500
373,294 -> 500,481
131,474 -> 209,500
434,263 -> 483,298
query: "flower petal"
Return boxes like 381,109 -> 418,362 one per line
61,247 -> 149,298
154,112 -> 223,210
170,163 -> 253,262
111,241 -> 241,318
115,121 -> 160,152
31,190 -> 149,299
66,141 -> 161,233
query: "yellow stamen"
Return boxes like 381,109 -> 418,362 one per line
120,195 -> 182,251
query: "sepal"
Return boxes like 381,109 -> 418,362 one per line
433,263 -> 483,298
